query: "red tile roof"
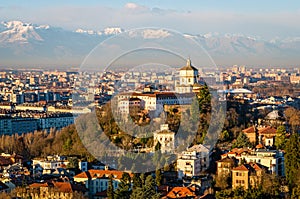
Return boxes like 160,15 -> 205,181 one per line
74,169 -> 133,180
232,163 -> 264,173
251,163 -> 263,171
53,182 -> 73,193
232,165 -> 249,172
29,182 -> 50,188
166,187 -> 196,199
258,126 -> 276,135
243,126 -> 256,134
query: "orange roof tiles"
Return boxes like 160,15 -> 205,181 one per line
251,163 -> 263,171
242,126 -> 256,134
258,126 -> 276,135
29,183 -> 49,188
74,171 -> 91,179
232,165 -> 249,172
232,163 -> 264,173
74,169 -> 133,180
166,187 -> 196,199
53,182 -> 73,193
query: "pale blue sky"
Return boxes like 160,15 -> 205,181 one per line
1,1 -> 300,39
2,0 -> 300,12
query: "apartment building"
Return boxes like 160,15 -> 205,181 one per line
177,144 -> 211,179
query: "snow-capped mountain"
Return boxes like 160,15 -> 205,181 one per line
75,27 -> 123,36
0,21 -> 44,43
0,20 -> 299,67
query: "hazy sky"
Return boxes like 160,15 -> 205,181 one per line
1,0 -> 300,39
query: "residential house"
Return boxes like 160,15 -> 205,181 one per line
232,163 -> 266,189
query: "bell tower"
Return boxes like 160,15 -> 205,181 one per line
176,58 -> 198,93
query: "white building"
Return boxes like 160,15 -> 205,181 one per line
177,144 -> 211,179
117,97 -> 144,115
74,169 -> 133,196
32,155 -> 69,174
223,149 -> 285,176
116,92 -> 194,117
153,124 -> 175,153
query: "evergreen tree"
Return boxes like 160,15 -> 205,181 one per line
275,125 -> 286,149
115,172 -> 131,199
131,175 -> 160,199
144,175 -> 160,199
154,142 -> 161,151
197,84 -> 211,114
232,132 -> 252,148
155,169 -> 162,186
132,173 -> 142,189
107,175 -> 115,199
285,133 -> 300,189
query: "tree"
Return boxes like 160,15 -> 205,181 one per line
131,175 -> 160,199
154,142 -> 161,151
107,175 -> 115,199
190,97 -> 200,130
219,130 -> 231,142
155,169 -> 162,186
285,133 -> 300,189
115,172 -> 131,199
144,175 -> 160,199
215,172 -> 231,189
275,125 -> 286,149
261,172 -> 281,198
232,132 -> 252,148
67,157 -> 79,169
284,107 -> 300,133
132,173 -> 142,189
291,171 -> 300,199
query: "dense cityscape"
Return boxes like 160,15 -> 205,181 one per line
1,1 -> 300,199
0,58 -> 299,198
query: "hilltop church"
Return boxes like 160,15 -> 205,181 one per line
175,58 -> 199,94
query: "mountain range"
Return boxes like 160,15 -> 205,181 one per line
0,20 -> 299,68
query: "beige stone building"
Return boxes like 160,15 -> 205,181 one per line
232,163 -> 265,189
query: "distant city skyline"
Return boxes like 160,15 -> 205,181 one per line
1,1 -> 300,39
